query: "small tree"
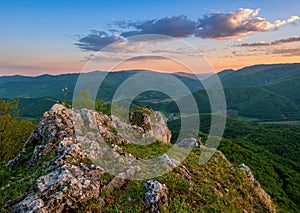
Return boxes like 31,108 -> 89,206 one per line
0,99 -> 35,162
72,89 -> 95,110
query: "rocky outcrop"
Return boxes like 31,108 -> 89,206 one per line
238,163 -> 255,183
109,109 -> 171,144
8,104 -> 75,168
8,104 -> 171,169
238,163 -> 276,213
147,111 -> 172,143
7,104 -> 173,212
12,137 -> 104,212
144,180 -> 168,213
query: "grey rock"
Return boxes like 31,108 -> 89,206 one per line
160,154 -> 180,168
238,163 -> 255,183
148,112 -> 171,143
13,137 -> 105,212
176,138 -> 200,148
160,154 -> 191,181
144,180 -> 168,213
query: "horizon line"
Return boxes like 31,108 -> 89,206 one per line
0,62 -> 299,77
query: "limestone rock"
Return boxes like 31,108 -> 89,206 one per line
144,180 -> 168,213
176,138 -> 200,148
111,110 -> 171,144
238,163 -> 255,183
12,136 -> 104,212
148,112 -> 171,143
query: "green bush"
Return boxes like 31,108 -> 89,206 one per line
0,99 -> 35,162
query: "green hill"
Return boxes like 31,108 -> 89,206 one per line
0,70 -> 203,101
263,77 -> 300,106
224,86 -> 300,120
218,63 -> 300,88
168,116 -> 300,212
18,97 -> 59,119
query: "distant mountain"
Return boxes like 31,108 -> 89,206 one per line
263,76 -> 300,106
171,85 -> 300,121
217,63 -> 300,87
0,70 -> 203,100
1,63 -> 299,121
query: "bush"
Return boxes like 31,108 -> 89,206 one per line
0,99 -> 35,162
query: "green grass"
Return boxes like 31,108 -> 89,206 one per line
168,116 -> 300,212
0,149 -> 57,211
0,130 -> 277,212
100,147 -> 275,212
119,141 -> 172,159
237,116 -> 260,122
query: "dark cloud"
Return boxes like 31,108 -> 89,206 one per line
127,55 -> 167,61
240,36 -> 300,47
75,30 -> 123,51
75,16 -> 196,51
75,9 -> 299,51
124,15 -> 196,37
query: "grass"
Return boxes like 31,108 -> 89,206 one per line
237,116 -> 260,122
0,134 -> 276,212
0,149 -> 57,211
99,145 -> 275,212
118,141 -> 172,159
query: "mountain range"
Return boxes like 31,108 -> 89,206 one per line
0,63 -> 299,121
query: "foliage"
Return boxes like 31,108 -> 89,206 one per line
168,116 -> 300,212
0,99 -> 35,162
0,150 -> 56,211
129,107 -> 153,131
72,89 -> 95,110
100,147 -> 274,212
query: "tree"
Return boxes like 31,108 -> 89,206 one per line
0,99 -> 35,162
72,89 -> 95,110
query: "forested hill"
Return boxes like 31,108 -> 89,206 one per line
0,63 -> 299,121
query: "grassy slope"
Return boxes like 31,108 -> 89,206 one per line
100,146 -> 274,212
0,142 -> 274,212
168,116 -> 300,212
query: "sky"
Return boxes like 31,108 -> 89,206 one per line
0,0 -> 300,76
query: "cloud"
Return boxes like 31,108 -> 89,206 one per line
240,36 -> 300,47
287,16 -> 299,23
123,15 -> 196,37
75,16 -> 197,51
127,55 -> 167,61
272,48 -> 300,57
75,9 -> 299,51
195,8 -> 298,39
75,30 -> 124,51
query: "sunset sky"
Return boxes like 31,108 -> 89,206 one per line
0,0 -> 300,75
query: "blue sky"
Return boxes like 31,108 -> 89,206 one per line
0,0 -> 300,75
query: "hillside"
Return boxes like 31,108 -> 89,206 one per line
0,104 -> 275,212
0,70 -> 203,101
1,63 -> 299,121
168,115 -> 300,212
149,84 -> 300,121
217,63 -> 300,88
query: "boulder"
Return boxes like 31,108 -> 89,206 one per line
176,138 -> 200,148
144,180 -> 168,213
